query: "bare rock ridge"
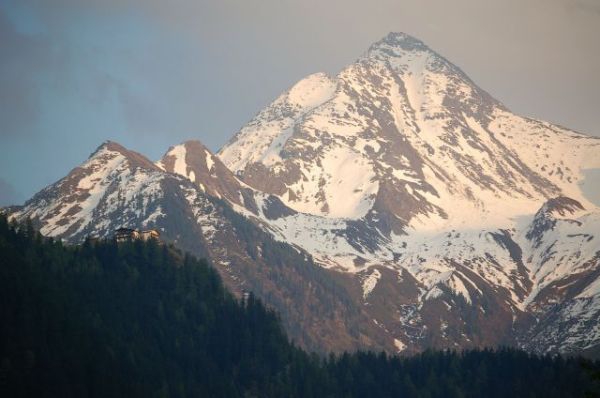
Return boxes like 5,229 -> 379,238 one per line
157,140 -> 253,210
7,32 -> 600,356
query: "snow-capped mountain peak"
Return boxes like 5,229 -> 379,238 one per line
218,32 -> 598,232
9,140 -> 165,239
7,33 -> 600,357
215,32 -> 600,355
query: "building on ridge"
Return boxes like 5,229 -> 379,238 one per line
114,227 -> 140,243
114,227 -> 160,243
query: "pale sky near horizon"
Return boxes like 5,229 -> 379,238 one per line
1,0 -> 599,205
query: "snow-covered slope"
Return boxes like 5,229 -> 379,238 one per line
6,32 -> 600,357
218,32 -> 600,355
156,140 -> 299,224
220,33 -> 599,229
157,140 -> 257,210
7,140 -> 386,354
10,142 -> 169,240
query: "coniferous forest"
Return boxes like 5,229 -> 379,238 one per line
1,214 -> 599,398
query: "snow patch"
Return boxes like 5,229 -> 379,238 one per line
362,269 -> 382,299
205,149 -> 214,172
394,338 -> 407,352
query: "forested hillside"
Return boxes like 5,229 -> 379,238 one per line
0,214 -> 598,397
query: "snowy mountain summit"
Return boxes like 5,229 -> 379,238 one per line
220,32 -> 597,229
8,33 -> 600,356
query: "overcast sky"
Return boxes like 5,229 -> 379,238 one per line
1,0 -> 599,205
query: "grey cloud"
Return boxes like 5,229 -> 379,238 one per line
572,0 -> 600,14
0,10 -> 45,138
7,0 -> 600,140
0,177 -> 23,206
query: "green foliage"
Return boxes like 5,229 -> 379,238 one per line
0,214 -> 599,397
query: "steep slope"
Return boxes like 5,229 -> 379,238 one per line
4,216 -> 598,397
156,140 -> 298,222
517,197 -> 600,354
157,140 -> 259,213
220,32 -> 599,230
218,32 -> 600,355
7,140 -> 389,353
0,215 -> 301,397
6,32 -> 600,356
9,141 -> 184,243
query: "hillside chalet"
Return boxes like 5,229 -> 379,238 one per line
114,227 -> 160,243
140,229 -> 160,241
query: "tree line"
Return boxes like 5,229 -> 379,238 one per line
0,214 -> 598,397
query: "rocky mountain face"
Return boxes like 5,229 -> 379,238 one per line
7,33 -> 600,356
8,141 -> 389,352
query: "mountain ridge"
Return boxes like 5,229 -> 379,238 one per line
6,32 -> 600,356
